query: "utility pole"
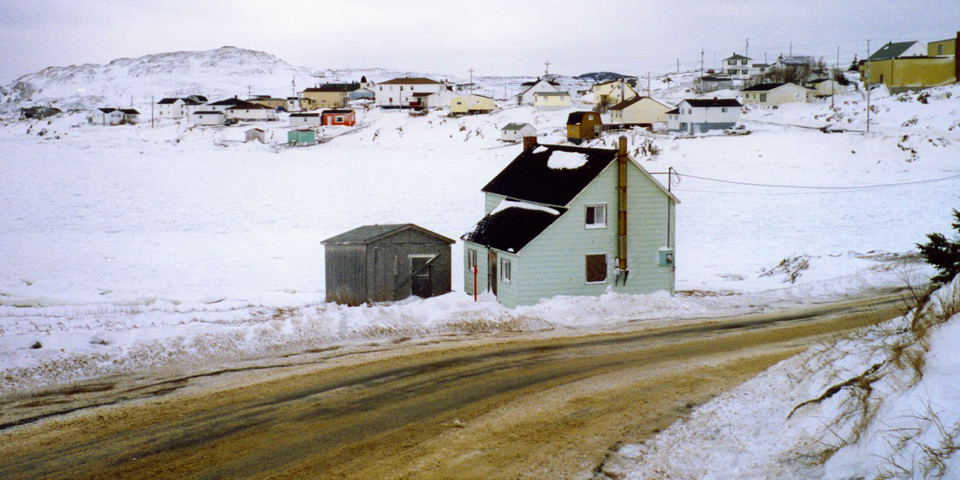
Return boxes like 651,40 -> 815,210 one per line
676,57 -> 679,73
745,38 -> 749,59
789,41 -> 793,56
468,67 -> 475,94
291,76 -> 296,98
544,60 -> 551,76
866,39 -> 871,133
832,45 -> 838,108
647,72 -> 651,97
247,85 -> 251,98
700,49 -> 704,80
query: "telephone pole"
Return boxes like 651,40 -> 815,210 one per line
866,39 -> 871,133
544,60 -> 551,76
676,57 -> 679,73
468,67 -> 475,94
700,49 -> 704,80
745,38 -> 749,59
831,46 -> 838,108
647,72 -> 651,97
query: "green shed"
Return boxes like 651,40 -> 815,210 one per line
288,129 -> 317,146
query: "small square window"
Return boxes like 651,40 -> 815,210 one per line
501,258 -> 512,283
586,254 -> 607,283
585,205 -> 607,229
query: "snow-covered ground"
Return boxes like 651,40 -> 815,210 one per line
603,276 -> 960,480
1,51 -> 958,394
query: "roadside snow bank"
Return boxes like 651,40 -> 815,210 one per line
602,276 -> 960,480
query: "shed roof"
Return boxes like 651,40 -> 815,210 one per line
290,113 -> 320,117
869,41 -> 919,61
379,77 -> 441,85
682,98 -> 742,107
322,109 -> 354,114
502,122 -> 533,131
741,82 -> 790,91
322,224 -> 454,245
462,206 -> 566,253
482,144 -> 617,207
566,111 -> 599,124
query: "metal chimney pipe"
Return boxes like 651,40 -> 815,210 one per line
617,136 -> 628,276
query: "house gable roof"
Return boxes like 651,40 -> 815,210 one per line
520,78 -> 560,96
482,144 -> 617,207
462,206 -> 566,253
869,41 -> 919,61
157,98 -> 181,104
119,109 -> 139,114
98,107 -> 117,113
379,77 -> 441,85
322,109 -> 354,114
724,53 -> 751,61
681,98 -> 742,108
209,98 -> 245,106
608,96 -> 671,111
741,82 -> 791,91
502,122 -> 533,131
322,224 -> 454,245
193,110 -> 224,115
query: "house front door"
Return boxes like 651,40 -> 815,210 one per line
488,250 -> 497,296
410,256 -> 432,299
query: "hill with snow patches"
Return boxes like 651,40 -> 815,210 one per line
1,47 -> 959,476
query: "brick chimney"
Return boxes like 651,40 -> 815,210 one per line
522,136 -> 538,152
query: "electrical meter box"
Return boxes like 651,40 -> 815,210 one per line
658,248 -> 674,266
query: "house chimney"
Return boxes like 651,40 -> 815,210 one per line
956,32 -> 960,83
616,136 -> 629,282
522,136 -> 538,152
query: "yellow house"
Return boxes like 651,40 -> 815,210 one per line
861,57 -> 956,90
928,37 -> 957,56
592,79 -> 638,107
247,96 -> 286,109
301,86 -> 349,111
450,94 -> 496,114
533,91 -> 571,109
608,96 -> 672,124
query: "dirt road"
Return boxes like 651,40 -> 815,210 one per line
0,292 -> 909,479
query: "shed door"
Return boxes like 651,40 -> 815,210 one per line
488,250 -> 497,295
411,256 -> 433,298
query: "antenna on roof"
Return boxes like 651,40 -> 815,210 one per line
544,60 -> 551,76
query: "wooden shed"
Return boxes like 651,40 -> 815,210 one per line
322,224 -> 454,306
288,129 -> 317,146
566,111 -> 602,144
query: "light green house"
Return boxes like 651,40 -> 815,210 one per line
288,128 -> 317,146
461,137 -> 679,307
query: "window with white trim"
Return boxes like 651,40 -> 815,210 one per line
585,204 -> 607,229
501,258 -> 512,283
467,249 -> 477,269
585,254 -> 607,283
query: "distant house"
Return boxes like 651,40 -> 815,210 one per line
157,98 -> 186,118
774,55 -> 819,69
451,94 -> 497,114
928,37 -> 957,56
19,106 -> 61,120
322,224 -> 454,306
697,75 -> 734,93
286,97 -> 301,112
193,110 -> 225,126
289,112 -> 322,127
461,137 -> 678,308
225,103 -> 278,121
500,123 -> 538,142
517,77 -> 561,105
288,129 -> 317,146
206,98 -> 248,113
592,78 -> 638,107
119,109 -> 140,124
247,96 -> 286,110
321,109 -> 356,126
245,128 -> 266,143
668,98 -> 741,134
608,96 -> 672,125
182,97 -> 208,117
868,41 -> 927,62
566,111 -> 602,144
88,107 -> 124,125
533,91 -> 571,110
722,53 -> 754,80
350,87 -> 375,101
741,82 -> 809,106
374,77 -> 451,108
806,78 -> 853,97
301,85 -> 352,111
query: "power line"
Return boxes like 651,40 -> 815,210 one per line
674,171 -> 960,191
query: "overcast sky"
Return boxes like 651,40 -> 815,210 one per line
1,0 -> 958,83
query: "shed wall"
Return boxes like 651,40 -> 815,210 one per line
325,244 -> 367,305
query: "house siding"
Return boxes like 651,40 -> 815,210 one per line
484,193 -> 506,214
497,161 -> 675,307
462,241 -> 489,295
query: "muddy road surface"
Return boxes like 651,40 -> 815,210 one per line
0,292 -> 908,479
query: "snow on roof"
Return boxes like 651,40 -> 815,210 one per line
490,198 -> 561,216
547,151 -> 589,170
502,122 -> 532,131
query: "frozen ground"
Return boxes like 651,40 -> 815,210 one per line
603,276 -> 960,480
1,79 -> 958,393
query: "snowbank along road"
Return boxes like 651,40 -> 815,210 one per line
0,290 -> 911,479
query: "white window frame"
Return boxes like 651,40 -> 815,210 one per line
584,204 -> 608,229
585,253 -> 608,284
501,258 -> 512,284
466,248 -> 478,269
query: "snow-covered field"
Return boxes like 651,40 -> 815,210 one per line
2,53 -> 959,394
604,276 -> 960,480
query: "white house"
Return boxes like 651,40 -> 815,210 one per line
608,96 -> 672,125
668,98 -> 742,134
806,78 -> 853,97
517,77 -> 561,105
87,107 -> 125,125
183,98 -> 207,118
289,112 -> 322,127
225,103 -> 278,121
119,109 -> 140,124
157,98 -> 185,118
285,97 -> 301,112
193,110 -> 225,126
500,123 -> 538,142
740,82 -> 810,106
374,77 -> 451,108
205,98 -> 247,113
